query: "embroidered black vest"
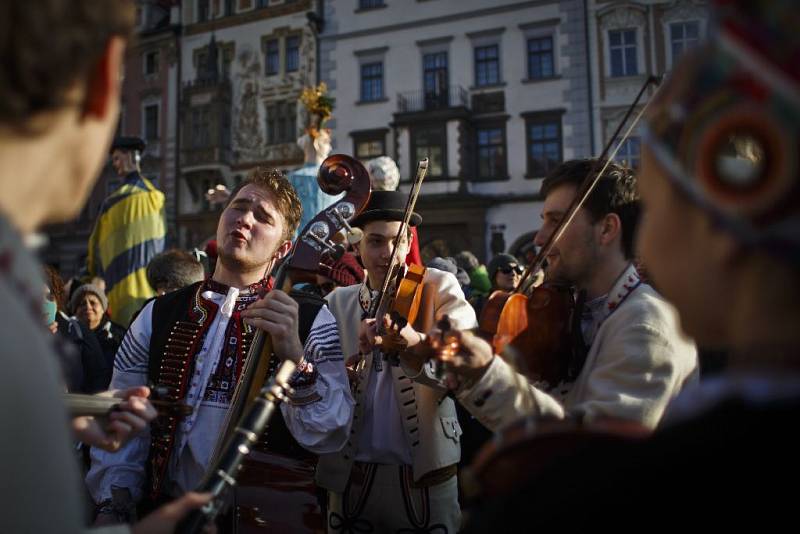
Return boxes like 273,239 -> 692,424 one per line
144,281 -> 325,500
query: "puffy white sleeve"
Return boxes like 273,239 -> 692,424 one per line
281,305 -> 354,454
85,300 -> 155,504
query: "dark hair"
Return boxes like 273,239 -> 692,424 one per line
225,167 -> 303,241
541,159 -> 640,259
43,265 -> 66,313
0,1 -> 135,128
146,249 -> 205,294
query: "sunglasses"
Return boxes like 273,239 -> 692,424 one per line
498,265 -> 523,275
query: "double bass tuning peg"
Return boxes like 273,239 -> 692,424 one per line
307,231 -> 346,261
331,209 -> 363,245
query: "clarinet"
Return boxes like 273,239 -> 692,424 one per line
176,359 -> 297,534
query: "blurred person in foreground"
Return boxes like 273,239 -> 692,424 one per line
0,1 -> 209,532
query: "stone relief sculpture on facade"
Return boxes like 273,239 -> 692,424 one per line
233,44 -> 266,163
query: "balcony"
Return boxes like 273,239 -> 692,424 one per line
394,86 -> 470,126
397,85 -> 469,113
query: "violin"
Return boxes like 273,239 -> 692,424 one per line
366,158 -> 433,369
478,75 -> 662,389
178,154 -> 371,534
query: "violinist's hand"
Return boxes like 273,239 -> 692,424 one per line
242,289 -> 304,364
358,318 -> 378,354
373,314 -> 424,350
430,330 -> 494,390
72,386 -> 157,452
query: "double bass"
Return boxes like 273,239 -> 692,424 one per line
178,154 -> 371,533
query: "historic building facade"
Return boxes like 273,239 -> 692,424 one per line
176,0 -> 319,248
320,0 -> 594,262
588,0 -> 709,169
44,0 -> 711,278
43,0 -> 182,277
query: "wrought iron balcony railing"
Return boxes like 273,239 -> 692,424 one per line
397,85 -> 469,113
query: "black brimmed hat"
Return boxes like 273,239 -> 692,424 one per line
351,191 -> 422,227
110,136 -> 146,154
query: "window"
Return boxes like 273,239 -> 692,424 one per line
196,50 -> 209,75
476,126 -> 507,179
356,140 -> 384,159
614,136 -> 641,169
224,0 -> 235,16
423,52 -> 448,109
190,107 -> 210,148
144,104 -> 159,141
474,45 -> 500,87
286,36 -> 300,72
144,51 -> 159,76
359,0 -> 384,9
412,125 -> 446,178
670,21 -> 700,64
266,101 -> 297,145
609,29 -> 638,77
527,36 -> 554,80
352,129 -> 387,160
197,0 -> 210,22
525,116 -> 562,177
265,39 -> 279,75
360,62 -> 383,102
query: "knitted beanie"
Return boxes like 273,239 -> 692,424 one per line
69,284 -> 108,313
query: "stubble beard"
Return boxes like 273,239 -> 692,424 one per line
218,240 -> 279,278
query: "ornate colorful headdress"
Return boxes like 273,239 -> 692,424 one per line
643,0 -> 800,262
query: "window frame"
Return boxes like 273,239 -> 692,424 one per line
422,51 -> 449,110
142,101 -> 160,143
265,38 -> 280,76
523,111 -> 563,179
266,101 -> 297,145
285,35 -> 300,73
474,123 -> 508,181
613,136 -> 641,169
667,20 -> 701,68
360,62 -> 384,102
197,0 -> 210,22
608,28 -> 639,77
143,50 -> 160,77
474,44 -> 500,87
351,129 -> 388,161
410,123 -> 447,180
358,0 -> 385,10
526,36 -> 555,81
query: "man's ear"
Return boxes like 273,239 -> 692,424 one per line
83,36 -> 126,120
599,213 -> 622,246
273,240 -> 293,261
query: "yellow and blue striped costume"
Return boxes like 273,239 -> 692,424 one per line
86,171 -> 166,327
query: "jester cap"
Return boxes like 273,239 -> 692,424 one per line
643,0 -> 800,263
